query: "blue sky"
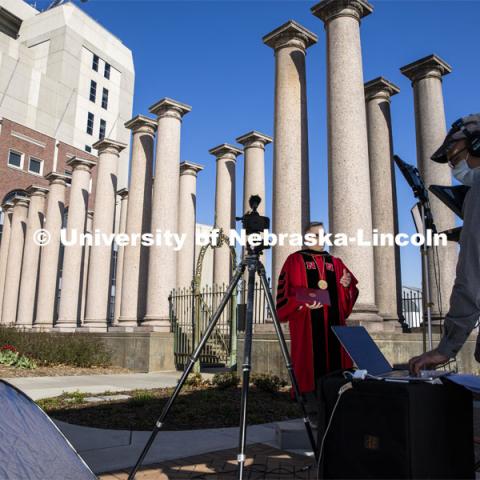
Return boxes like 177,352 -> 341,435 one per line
37,0 -> 480,287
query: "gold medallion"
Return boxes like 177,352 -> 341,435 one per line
318,279 -> 328,290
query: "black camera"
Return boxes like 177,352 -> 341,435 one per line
236,195 -> 270,253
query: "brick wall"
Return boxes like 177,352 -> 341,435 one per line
0,118 -> 99,209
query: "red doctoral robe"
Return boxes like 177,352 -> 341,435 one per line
276,249 -> 359,394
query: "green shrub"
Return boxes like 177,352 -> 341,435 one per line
212,371 -> 240,390
0,327 -> 110,367
251,374 -> 287,394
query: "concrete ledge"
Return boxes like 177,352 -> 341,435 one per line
92,331 -> 175,373
237,330 -> 480,378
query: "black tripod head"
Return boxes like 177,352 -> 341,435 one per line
236,195 -> 270,256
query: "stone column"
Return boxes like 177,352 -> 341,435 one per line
365,77 -> 402,329
0,202 -> 14,324
17,186 -> 48,328
236,131 -> 272,215
1,196 -> 29,326
56,157 -> 96,330
312,0 -> 382,326
209,144 -> 242,288
236,131 -> 272,299
84,139 -> 126,331
177,161 -> 204,290
80,210 -> 94,325
144,98 -> 191,331
118,115 -> 156,327
113,188 -> 128,323
263,21 -> 316,296
34,173 -> 69,329
400,54 -> 457,320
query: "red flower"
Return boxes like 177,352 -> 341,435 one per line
1,344 -> 17,353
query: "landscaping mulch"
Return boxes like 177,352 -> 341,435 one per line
0,364 -> 130,378
39,385 -> 301,431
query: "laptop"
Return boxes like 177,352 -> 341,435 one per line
332,326 -> 449,382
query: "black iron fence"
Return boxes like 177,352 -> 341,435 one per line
402,289 -> 423,329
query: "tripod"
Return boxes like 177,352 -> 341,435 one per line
128,247 -> 318,479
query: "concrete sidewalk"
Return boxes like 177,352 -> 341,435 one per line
5,372 -> 211,400
54,418 -> 310,475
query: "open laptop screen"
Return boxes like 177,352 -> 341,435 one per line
332,326 -> 392,376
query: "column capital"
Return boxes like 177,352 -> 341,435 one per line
180,161 -> 204,177
124,115 -> 157,135
12,195 -> 30,208
1,201 -> 14,212
400,54 -> 452,85
209,143 -> 243,161
311,0 -> 373,24
92,138 -> 127,155
236,131 -> 273,150
263,20 -> 317,52
364,77 -> 400,102
66,156 -> 97,172
26,185 -> 49,198
117,188 -> 129,199
149,98 -> 192,121
44,171 -> 70,186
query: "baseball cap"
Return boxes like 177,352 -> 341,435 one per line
431,113 -> 480,163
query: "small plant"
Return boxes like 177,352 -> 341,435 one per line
212,371 -> 240,390
0,349 -> 37,369
184,372 -> 206,387
251,373 -> 287,394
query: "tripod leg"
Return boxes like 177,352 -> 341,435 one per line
237,261 -> 256,480
128,264 -> 245,480
257,267 -> 319,461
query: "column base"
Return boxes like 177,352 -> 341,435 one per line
116,316 -> 139,328
15,323 -> 33,329
348,303 -> 384,331
32,324 -> 54,331
141,315 -> 171,332
54,325 -> 78,332
78,324 -> 108,332
109,325 -> 138,333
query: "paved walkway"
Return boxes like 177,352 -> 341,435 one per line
100,443 -> 314,479
5,372 -> 207,400
55,418 -> 311,475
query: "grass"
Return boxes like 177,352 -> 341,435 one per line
38,384 -> 300,431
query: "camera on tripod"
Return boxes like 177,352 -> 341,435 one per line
236,195 -> 270,254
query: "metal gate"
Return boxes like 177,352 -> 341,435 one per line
169,283 -> 238,369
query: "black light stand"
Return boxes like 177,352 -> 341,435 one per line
394,155 -> 436,351
128,196 -> 318,480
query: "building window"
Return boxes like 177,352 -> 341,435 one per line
89,80 -> 97,103
85,145 -> 92,153
101,88 -> 109,109
28,157 -> 43,175
92,54 -> 99,72
87,112 -> 94,135
8,150 -> 23,169
99,119 -> 106,140
104,62 -> 111,80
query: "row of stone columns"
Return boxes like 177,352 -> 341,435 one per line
0,1 -> 458,334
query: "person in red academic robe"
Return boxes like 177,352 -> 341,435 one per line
276,222 -> 359,399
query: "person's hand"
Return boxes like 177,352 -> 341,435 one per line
340,269 -> 351,288
408,349 -> 449,376
298,301 -> 323,310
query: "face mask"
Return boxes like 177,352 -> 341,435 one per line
452,158 -> 480,186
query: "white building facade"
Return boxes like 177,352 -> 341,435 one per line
0,0 -> 134,187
